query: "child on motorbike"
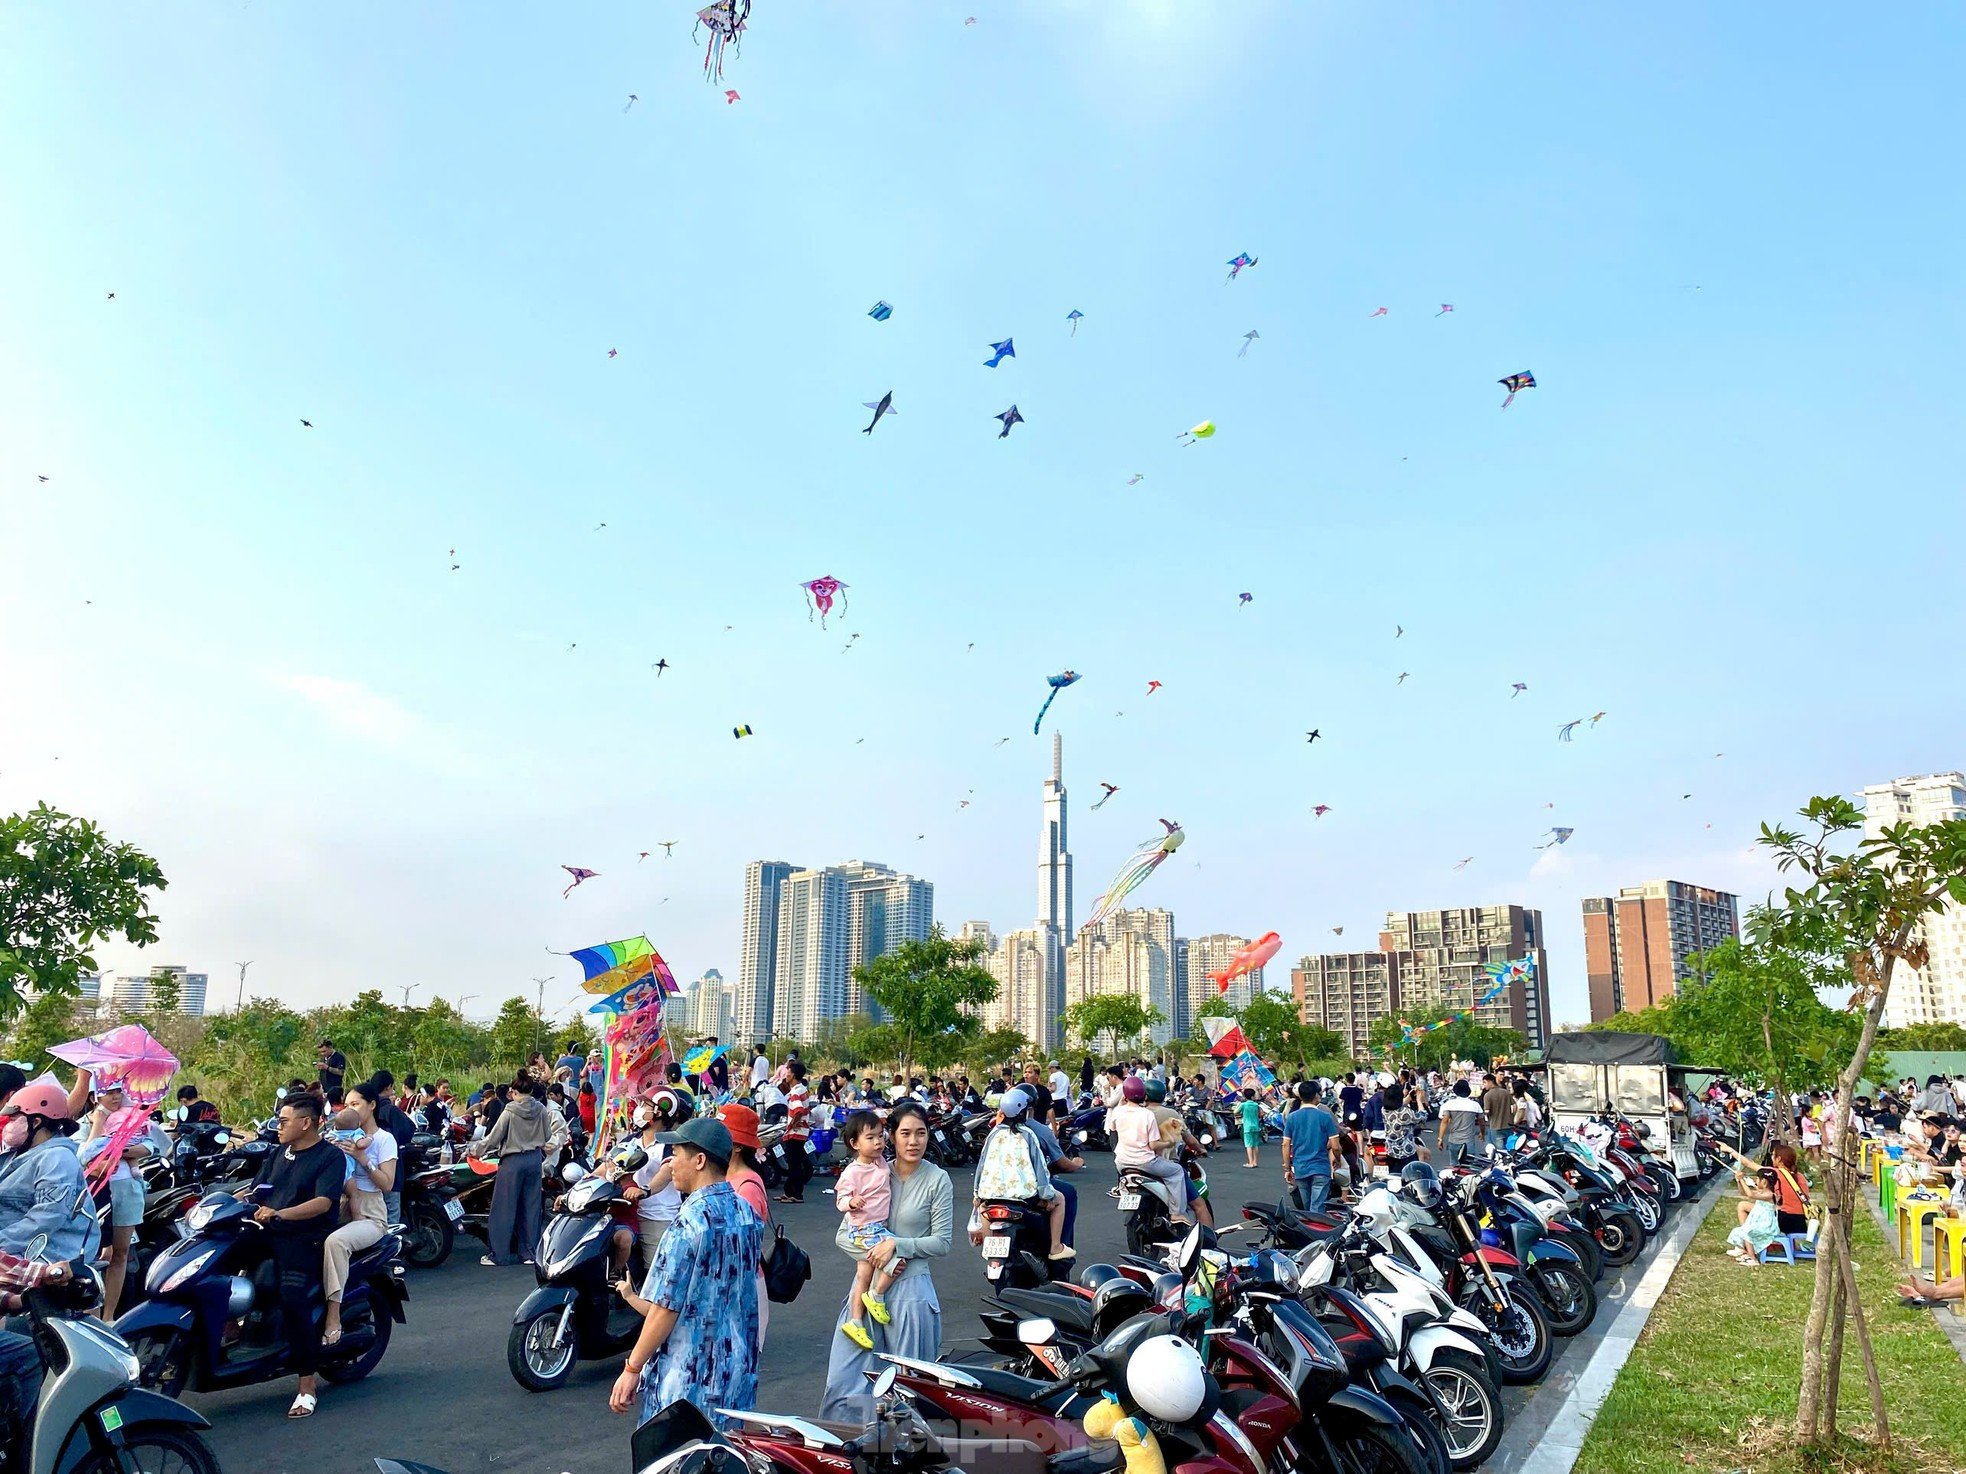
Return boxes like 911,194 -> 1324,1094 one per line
968,1089 -> 1075,1262
835,1110 -> 905,1350
1110,1077 -> 1192,1221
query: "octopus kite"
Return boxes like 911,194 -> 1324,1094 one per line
1557,719 -> 1581,742
799,575 -> 848,627
1033,669 -> 1081,734
693,1 -> 750,82
1083,820 -> 1184,931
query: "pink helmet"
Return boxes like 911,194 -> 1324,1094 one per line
2,1083 -> 73,1121
1121,1077 -> 1147,1103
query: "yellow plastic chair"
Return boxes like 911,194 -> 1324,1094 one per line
1899,1196 -> 1947,1267
1932,1216 -> 1966,1281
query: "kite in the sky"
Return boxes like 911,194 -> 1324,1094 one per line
1436,304 -> 1454,317
652,659 -> 669,676
1557,719 -> 1581,742
993,737 -> 1011,748
624,94 -> 638,112
660,841 -> 677,857
1537,828 -> 1575,849
1211,932 -> 1281,994
733,725 -> 754,739
1083,820 -> 1185,931
995,405 -> 1024,438
1306,730 -> 1320,743
1397,672 -> 1409,685
1590,711 -> 1608,725
1127,474 -> 1144,485
1332,926 -> 1344,936
1312,805 -> 1331,818
862,392 -> 896,434
1510,683 -> 1527,698
842,633 -> 860,652
1454,856 -> 1474,871
37,476 -> 49,483
1396,625 -> 1404,638
1225,253 -> 1257,283
639,852 -> 650,862
1177,420 -> 1216,446
1498,371 -> 1536,409
608,348 -> 618,358
1092,783 -> 1119,810
106,292 -> 115,300
1033,669 -> 1080,734
798,575 -> 848,626
693,1 -> 750,82
1238,592 -> 1252,606
1239,330 -> 1259,357
725,89 -> 741,103
561,866 -> 599,898
1067,310 -> 1083,335
1146,680 -> 1162,695
1369,307 -> 1388,318
299,419 -> 313,428
868,301 -> 892,322
984,338 -> 1015,368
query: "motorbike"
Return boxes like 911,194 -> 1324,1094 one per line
925,1112 -> 973,1170
13,1266 -> 219,1474
115,1188 -> 409,1397
1064,1099 -> 1110,1153
398,1134 -> 464,1269
1513,1137 -> 1647,1268
1464,1165 -> 1596,1337
508,1164 -> 646,1390
979,1197 -> 1068,1289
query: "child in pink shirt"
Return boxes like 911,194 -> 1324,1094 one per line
836,1111 -> 905,1351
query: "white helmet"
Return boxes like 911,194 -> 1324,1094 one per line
1125,1334 -> 1207,1423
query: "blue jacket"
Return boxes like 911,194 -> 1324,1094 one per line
0,1135 -> 101,1264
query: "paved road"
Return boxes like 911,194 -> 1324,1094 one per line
194,1150 -> 1704,1474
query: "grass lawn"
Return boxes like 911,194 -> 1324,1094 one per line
1572,1197 -> 1966,1474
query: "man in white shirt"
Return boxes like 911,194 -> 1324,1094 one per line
749,1046 -> 770,1094
1048,1063 -> 1072,1108
755,1078 -> 786,1123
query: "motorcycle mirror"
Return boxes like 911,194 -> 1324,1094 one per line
275,1088 -> 288,1102
1015,1317 -> 1057,1347
24,1233 -> 47,1263
214,1132 -> 230,1147
562,1162 -> 587,1185
870,1365 -> 897,1399
1176,1224 -> 1204,1276
253,1183 -> 274,1202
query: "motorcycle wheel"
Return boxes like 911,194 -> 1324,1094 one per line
1597,1211 -> 1643,1268
1645,1165 -> 1680,1205
1327,1416 -> 1433,1474
1531,1260 -> 1597,1336
1552,1227 -> 1602,1282
72,1426 -> 219,1474
1422,1351 -> 1503,1470
1459,1277 -> 1551,1384
124,1326 -> 192,1398
508,1306 -> 579,1391
405,1201 -> 455,1270
1385,1388 -> 1453,1474
320,1304 -> 392,1384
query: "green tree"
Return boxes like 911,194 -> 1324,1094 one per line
1063,993 -> 1164,1056
489,995 -> 553,1070
3,986 -> 92,1071
1754,795 -> 1966,1451
966,1026 -> 1033,1075
851,928 -> 999,1076
1875,1020 -> 1966,1052
1239,993 -> 1344,1068
0,804 -> 167,1024
1670,934 -> 1856,1113
144,970 -> 182,1018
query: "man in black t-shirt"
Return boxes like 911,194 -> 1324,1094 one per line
248,1094 -> 343,1418
1019,1063 -> 1054,1127
316,1040 -> 348,1097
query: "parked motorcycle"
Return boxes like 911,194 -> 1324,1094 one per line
509,1160 -> 646,1390
1465,1164 -> 1597,1336
116,1189 -> 409,1396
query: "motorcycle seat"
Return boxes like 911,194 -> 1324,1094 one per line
349,1234 -> 403,1275
962,1365 -> 1076,1407
1046,1443 -> 1124,1474
995,1288 -> 1095,1333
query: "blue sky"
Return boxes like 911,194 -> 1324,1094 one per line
3,2 -> 1961,1030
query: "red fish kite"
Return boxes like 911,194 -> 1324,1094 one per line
1211,932 -> 1280,994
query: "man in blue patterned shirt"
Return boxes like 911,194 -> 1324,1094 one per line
609,1117 -> 763,1430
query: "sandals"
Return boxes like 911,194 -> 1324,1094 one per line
288,1393 -> 317,1419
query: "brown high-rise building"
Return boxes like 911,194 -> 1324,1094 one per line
1583,880 -> 1740,1021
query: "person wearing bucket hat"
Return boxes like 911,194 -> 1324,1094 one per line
610,1115 -> 762,1429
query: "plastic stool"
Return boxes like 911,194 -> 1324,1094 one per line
1900,1197 -> 1947,1267
1758,1239 -> 1796,1265
1932,1216 -> 1966,1279
1786,1232 -> 1817,1261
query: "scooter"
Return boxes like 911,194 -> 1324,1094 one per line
978,1198 -> 1066,1288
115,1188 -> 409,1397
1465,1165 -> 1597,1336
14,1266 -> 218,1474
508,1161 -> 647,1390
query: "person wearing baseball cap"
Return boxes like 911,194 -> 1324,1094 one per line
609,1115 -> 763,1430
0,1082 -> 96,1265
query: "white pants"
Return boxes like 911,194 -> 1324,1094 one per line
325,1189 -> 386,1304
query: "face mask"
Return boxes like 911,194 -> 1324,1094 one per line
2,1117 -> 30,1151
633,1107 -> 654,1128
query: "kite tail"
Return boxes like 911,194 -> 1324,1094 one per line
1501,392 -> 1516,410
1033,686 -> 1060,735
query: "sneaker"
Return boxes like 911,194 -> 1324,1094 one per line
841,1320 -> 874,1350
1047,1246 -> 1077,1261
862,1292 -> 891,1326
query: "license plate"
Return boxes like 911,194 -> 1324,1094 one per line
1118,1192 -> 1141,1211
443,1198 -> 464,1221
982,1236 -> 1011,1259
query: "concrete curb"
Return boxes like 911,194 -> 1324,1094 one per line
1484,1188 -> 1722,1474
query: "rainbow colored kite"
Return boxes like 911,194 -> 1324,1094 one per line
559,935 -> 680,1147
568,935 -> 678,1000
1396,954 -> 1535,1045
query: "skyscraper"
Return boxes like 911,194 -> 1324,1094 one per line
1866,774 -> 1966,1027
985,928 -> 1049,1040
1292,952 -> 1402,1059
737,861 -> 795,1042
683,968 -> 734,1040
1184,933 -> 1269,1020
1382,905 -> 1551,1049
837,860 -> 935,1014
1036,733 -> 1073,1048
109,965 -> 208,1018
772,867 -> 851,1041
1583,881 -> 1741,1021
1065,908 -> 1176,1049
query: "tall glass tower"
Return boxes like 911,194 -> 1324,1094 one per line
1036,733 -> 1073,1048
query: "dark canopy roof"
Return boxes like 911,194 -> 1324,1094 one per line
1543,1031 -> 1675,1067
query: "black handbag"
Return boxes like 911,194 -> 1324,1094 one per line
761,1222 -> 811,1303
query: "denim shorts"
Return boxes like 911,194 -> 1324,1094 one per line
109,1176 -> 144,1229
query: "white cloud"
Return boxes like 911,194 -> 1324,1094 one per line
277,674 -> 426,747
